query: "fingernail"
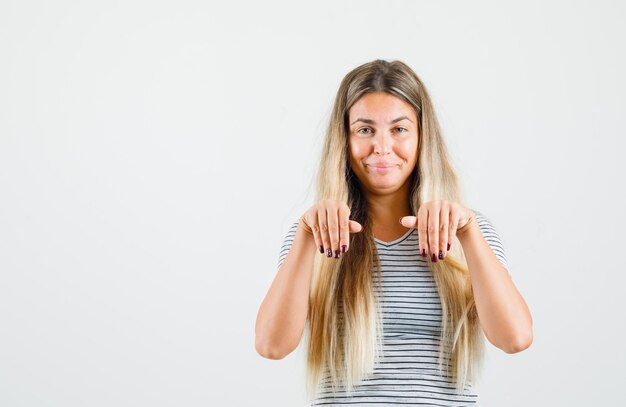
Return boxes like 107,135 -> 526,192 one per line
327,249 -> 332,257
319,245 -> 324,254
431,253 -> 437,262
421,248 -> 426,257
447,243 -> 451,251
334,250 -> 340,258
398,217 -> 403,224
342,245 -> 347,253
438,250 -> 444,260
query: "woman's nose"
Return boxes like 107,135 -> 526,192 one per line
373,132 -> 391,155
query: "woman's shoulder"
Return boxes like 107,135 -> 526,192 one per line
471,208 -> 496,227
288,218 -> 300,233
469,207 -> 502,237
470,208 -> 510,272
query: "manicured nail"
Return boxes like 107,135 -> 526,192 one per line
431,253 -> 437,262
334,250 -> 340,258
319,245 -> 324,254
447,243 -> 451,251
438,250 -> 444,260
421,248 -> 426,257
398,217 -> 403,224
327,249 -> 332,257
341,245 -> 347,253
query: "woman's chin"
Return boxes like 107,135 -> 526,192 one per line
365,182 -> 403,194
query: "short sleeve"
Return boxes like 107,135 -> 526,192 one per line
472,210 -> 510,274
277,220 -> 300,270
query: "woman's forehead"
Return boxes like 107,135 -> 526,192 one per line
348,92 -> 416,123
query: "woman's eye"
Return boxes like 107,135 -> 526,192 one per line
396,127 -> 408,133
357,128 -> 372,135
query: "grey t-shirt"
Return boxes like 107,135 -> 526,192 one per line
277,210 -> 509,406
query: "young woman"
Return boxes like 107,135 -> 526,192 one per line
255,59 -> 532,406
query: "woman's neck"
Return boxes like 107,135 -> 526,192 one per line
365,183 -> 413,240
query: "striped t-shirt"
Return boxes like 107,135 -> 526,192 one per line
277,210 -> 509,406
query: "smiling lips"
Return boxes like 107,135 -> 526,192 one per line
366,163 -> 398,174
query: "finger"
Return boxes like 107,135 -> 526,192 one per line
349,220 -> 363,234
304,212 -> 324,255
417,206 -> 428,258
328,205 -> 349,259
318,207 -> 332,258
338,205 -> 350,254
428,205 -> 440,263
327,206 -> 340,259
449,208 -> 459,251
439,203 -> 450,260
399,215 -> 417,229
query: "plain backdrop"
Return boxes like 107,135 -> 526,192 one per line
1,0 -> 625,405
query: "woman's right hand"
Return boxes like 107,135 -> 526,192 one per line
299,200 -> 363,259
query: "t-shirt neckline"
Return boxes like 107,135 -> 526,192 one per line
374,228 -> 414,246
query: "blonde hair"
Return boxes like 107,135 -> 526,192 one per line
303,59 -> 484,402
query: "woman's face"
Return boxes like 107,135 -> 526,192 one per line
347,91 -> 419,196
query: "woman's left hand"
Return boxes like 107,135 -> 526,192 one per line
399,200 -> 475,263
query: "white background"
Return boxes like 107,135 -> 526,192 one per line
1,0 -> 624,405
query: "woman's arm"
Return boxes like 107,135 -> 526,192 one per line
255,220 -> 317,359
457,220 -> 533,353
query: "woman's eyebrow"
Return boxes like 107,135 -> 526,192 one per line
350,116 -> 413,125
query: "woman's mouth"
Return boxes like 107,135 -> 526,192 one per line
367,164 -> 397,174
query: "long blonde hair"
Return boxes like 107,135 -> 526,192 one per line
303,59 -> 484,402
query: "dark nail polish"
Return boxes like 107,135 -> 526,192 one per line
320,245 -> 324,254
327,249 -> 332,257
342,245 -> 347,253
334,250 -> 340,258
447,243 -> 451,251
431,253 -> 437,262
438,250 -> 444,260
421,248 -> 426,257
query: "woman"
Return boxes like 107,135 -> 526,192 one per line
255,59 -> 533,406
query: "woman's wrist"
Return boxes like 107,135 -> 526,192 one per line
457,219 -> 479,247
299,214 -> 313,236
456,212 -> 476,240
